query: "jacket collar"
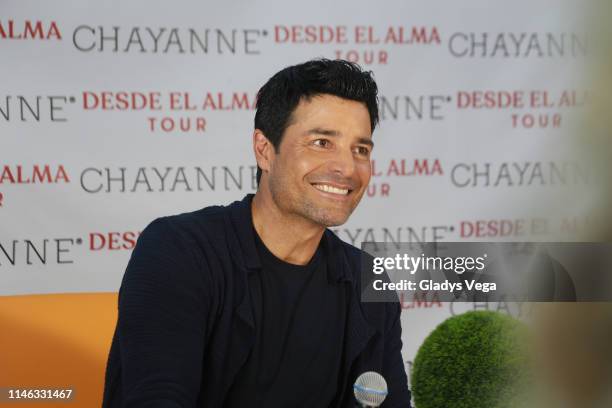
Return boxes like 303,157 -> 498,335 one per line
228,193 -> 353,284
228,193 -> 261,271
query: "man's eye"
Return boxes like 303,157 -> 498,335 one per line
313,139 -> 330,148
354,146 -> 371,156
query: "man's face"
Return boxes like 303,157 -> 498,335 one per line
264,94 -> 373,227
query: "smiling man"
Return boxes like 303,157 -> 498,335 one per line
102,59 -> 411,408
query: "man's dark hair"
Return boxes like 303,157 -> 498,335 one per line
254,58 -> 379,185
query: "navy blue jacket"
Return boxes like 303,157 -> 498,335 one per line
102,194 -> 411,407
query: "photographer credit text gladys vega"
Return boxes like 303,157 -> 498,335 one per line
371,253 -> 497,294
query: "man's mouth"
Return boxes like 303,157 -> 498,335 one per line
311,183 -> 351,196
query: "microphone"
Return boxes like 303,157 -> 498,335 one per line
353,371 -> 388,407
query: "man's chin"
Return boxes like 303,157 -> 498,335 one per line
295,196 -> 357,227
308,209 -> 352,228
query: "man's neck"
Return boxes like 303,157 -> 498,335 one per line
251,191 -> 325,266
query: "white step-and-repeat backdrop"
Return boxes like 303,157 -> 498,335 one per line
0,0 -> 591,382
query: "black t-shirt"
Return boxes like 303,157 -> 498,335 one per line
224,229 -> 348,407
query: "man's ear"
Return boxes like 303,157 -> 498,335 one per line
253,129 -> 274,174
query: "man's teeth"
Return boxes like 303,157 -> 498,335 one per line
313,184 -> 349,195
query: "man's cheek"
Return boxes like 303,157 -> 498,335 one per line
358,163 -> 372,184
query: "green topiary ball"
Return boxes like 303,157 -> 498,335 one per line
412,311 -> 529,408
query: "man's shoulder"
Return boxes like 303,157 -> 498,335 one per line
159,203 -> 227,230
325,229 -> 376,285
327,231 -> 401,317
129,200 -> 242,281
326,229 -> 371,266
144,200 -> 235,243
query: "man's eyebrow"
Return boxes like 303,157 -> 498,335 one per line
303,127 -> 374,148
303,127 -> 340,137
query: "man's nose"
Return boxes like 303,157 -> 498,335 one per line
328,147 -> 356,178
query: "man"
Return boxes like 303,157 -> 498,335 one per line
102,59 -> 411,407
